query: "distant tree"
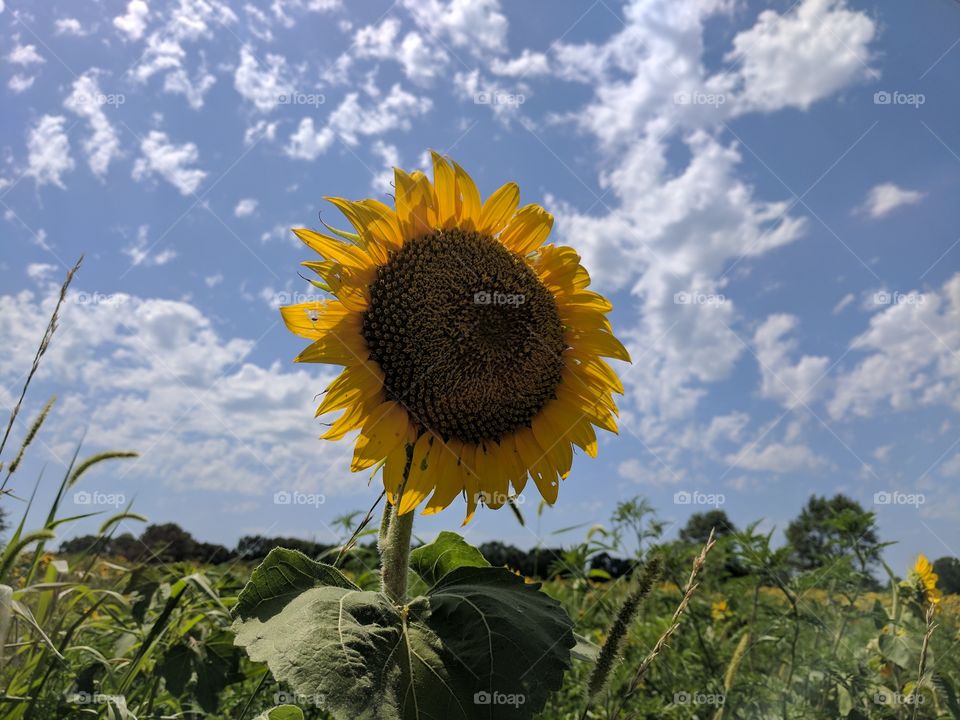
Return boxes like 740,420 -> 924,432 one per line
785,494 -> 882,572
111,533 -> 143,561
933,557 -> 960,595
679,510 -> 738,545
140,523 -> 197,563
589,552 -> 633,579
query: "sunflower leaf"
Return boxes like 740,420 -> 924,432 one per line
409,530 -> 490,587
232,565 -> 574,720
233,547 -> 358,620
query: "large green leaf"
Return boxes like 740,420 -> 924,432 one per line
256,707 -> 305,720
234,547 -> 358,620
410,531 -> 489,587
233,565 -> 574,720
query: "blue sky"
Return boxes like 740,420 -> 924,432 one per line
1,0 -> 958,573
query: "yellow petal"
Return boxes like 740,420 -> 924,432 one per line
320,400 -> 369,440
279,301 -> 350,340
383,434 -> 414,504
394,168 -> 435,239
453,160 -> 481,231
398,433 -> 438,515
422,438 -> 463,514
294,317 -> 365,365
431,152 -> 457,229
324,197 -> 389,265
478,182 -> 519,236
292,228 -> 372,270
351,401 -> 411,471
571,329 -> 631,362
357,199 -> 403,251
316,365 -> 382,416
499,204 -> 553,255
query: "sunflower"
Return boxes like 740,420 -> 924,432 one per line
280,153 -> 628,522
913,554 -> 942,605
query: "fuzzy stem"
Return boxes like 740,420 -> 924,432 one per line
380,502 -> 414,604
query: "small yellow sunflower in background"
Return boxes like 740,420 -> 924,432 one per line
913,554 -> 942,605
710,598 -> 732,622
281,153 -> 628,522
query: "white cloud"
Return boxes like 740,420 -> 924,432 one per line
234,198 -> 258,217
8,74 -> 35,93
727,0 -> 876,112
64,73 -> 122,178
26,263 -> 58,283
354,19 -> 447,84
284,118 -> 334,160
7,43 -> 45,65
163,65 -> 217,110
753,314 -> 830,408
400,0 -> 507,53
0,286 -> 352,497
858,182 -> 925,219
355,18 -> 400,58
397,32 -> 448,84
54,18 -> 87,36
285,84 -> 431,160
26,115 -> 75,189
329,84 -> 432,144
370,140 -> 399,195
539,0 -> 875,469
830,273 -> 960,418
244,119 -> 278,145
122,224 -> 177,267
129,0 -> 236,108
132,130 -> 206,195
205,273 -> 224,288
832,292 -> 855,314
491,50 -> 549,77
233,45 -> 296,112
725,440 -> 823,473
114,0 -> 150,41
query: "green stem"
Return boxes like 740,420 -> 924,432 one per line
380,501 -> 414,604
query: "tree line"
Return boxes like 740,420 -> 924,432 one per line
45,493 -> 960,594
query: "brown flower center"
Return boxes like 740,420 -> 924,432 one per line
362,229 -> 565,444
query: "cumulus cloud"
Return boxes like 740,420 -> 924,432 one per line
26,115 -> 75,189
284,83 -> 431,160
234,198 -> 258,217
830,273 -> 960,418
400,0 -> 507,53
8,74 -> 35,93
63,73 -> 122,178
233,45 -> 296,112
491,50 -> 549,77
753,314 -> 831,408
370,140 -> 399,195
0,286 -> 352,497
726,0 -> 876,112
129,0 -> 236,108
7,42 -> 45,65
354,19 -> 448,84
54,18 -> 87,36
858,182 -> 925,219
724,440 -> 823,473
114,0 -> 150,41
122,225 -> 177,267
132,130 -> 206,195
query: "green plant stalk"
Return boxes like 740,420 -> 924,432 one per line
380,502 -> 414,604
584,555 -> 662,702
